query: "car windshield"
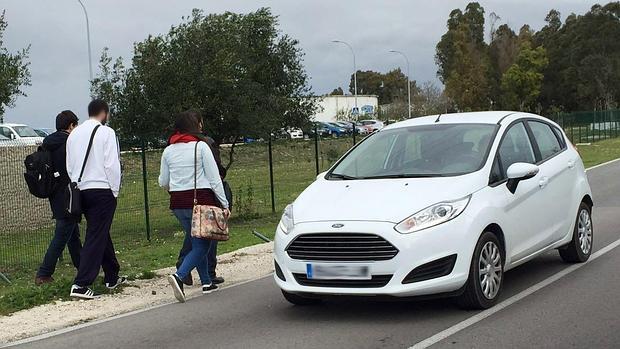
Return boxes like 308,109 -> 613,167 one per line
0,134 -> 8,140
13,126 -> 40,137
328,123 -> 497,179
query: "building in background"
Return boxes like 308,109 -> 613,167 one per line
312,95 -> 378,122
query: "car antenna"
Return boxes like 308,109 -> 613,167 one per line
435,114 -> 442,123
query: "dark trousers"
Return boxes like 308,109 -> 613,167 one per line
37,219 -> 82,277
73,189 -> 120,286
176,214 -> 218,278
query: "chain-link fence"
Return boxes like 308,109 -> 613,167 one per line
2,109 -> 619,272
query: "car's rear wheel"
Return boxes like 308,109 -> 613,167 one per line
281,290 -> 322,306
457,232 -> 504,309
559,202 -> 593,263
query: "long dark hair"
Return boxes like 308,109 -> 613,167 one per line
173,111 -> 203,134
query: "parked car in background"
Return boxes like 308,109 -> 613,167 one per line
283,127 -> 304,139
321,122 -> 347,137
34,128 -> 54,137
0,123 -> 44,145
303,122 -> 331,138
359,119 -> 384,132
274,111 -> 593,310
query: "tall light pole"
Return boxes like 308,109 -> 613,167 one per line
389,50 -> 411,119
332,40 -> 358,118
77,0 -> 93,81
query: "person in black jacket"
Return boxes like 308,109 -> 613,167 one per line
35,111 -> 83,285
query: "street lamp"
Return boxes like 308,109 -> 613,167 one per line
389,50 -> 411,119
332,40 -> 358,118
77,0 -> 93,81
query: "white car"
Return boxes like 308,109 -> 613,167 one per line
274,111 -> 593,309
359,119 -> 384,132
0,123 -> 44,145
284,127 -> 304,139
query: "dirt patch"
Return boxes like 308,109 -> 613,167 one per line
0,242 -> 274,345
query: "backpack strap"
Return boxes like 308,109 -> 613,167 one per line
78,125 -> 101,183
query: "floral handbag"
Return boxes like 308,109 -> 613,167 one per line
190,141 -> 230,241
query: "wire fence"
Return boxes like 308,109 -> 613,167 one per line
1,109 -> 619,272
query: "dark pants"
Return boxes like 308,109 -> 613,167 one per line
73,189 -> 120,287
176,213 -> 218,278
37,219 -> 82,277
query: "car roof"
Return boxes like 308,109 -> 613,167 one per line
0,123 -> 27,127
382,111 -> 547,130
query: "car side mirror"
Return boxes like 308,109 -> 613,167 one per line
10,134 -> 16,140
506,162 -> 539,194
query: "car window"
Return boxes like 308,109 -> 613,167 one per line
496,122 -> 536,180
13,126 -> 39,137
0,127 -> 13,138
528,121 -> 563,160
329,123 -> 496,178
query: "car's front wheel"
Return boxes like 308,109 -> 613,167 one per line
281,290 -> 322,306
457,232 -> 504,309
559,202 -> 593,263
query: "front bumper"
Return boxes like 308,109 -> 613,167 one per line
273,216 -> 476,297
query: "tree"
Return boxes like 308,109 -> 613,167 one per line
500,42 -> 548,111
348,68 -> 411,105
91,8 -> 317,167
329,87 -> 344,95
412,81 -> 448,116
0,11 -> 31,123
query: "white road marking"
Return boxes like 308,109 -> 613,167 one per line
585,157 -> 620,171
409,237 -> 620,349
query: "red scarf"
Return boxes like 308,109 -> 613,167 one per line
168,132 -> 201,144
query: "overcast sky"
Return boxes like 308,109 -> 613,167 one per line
2,0 -> 597,128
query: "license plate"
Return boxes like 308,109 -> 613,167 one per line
306,264 -> 371,280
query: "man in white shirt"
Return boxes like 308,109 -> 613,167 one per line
66,99 -> 125,299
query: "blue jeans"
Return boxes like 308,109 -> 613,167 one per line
173,209 -> 212,285
37,218 -> 82,277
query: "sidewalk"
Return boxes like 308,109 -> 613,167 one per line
0,242 -> 274,345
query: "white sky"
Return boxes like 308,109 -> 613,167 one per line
2,0 -> 596,128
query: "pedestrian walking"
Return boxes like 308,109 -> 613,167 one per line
66,99 -> 125,299
175,135 -> 230,286
35,111 -> 83,285
159,111 -> 229,302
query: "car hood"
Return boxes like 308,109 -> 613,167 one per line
292,174 -> 484,224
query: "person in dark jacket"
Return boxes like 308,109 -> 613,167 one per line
174,133 -> 231,286
35,111 -> 83,285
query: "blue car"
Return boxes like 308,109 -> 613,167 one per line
320,122 -> 347,137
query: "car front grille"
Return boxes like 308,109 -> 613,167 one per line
293,274 -> 393,288
286,233 -> 399,262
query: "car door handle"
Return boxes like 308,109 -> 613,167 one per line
539,177 -> 549,188
568,160 -> 575,169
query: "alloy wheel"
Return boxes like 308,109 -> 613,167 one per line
478,241 -> 502,299
578,209 -> 593,255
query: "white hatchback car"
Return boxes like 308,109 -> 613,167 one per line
274,111 -> 593,309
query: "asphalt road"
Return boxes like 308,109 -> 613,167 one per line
9,160 -> 620,349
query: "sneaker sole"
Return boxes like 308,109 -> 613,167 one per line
106,278 -> 128,290
70,293 -> 99,300
168,275 -> 186,303
202,288 -> 218,295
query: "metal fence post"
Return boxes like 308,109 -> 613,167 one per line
140,140 -> 151,241
314,126 -> 319,175
352,121 -> 356,145
268,134 -> 275,214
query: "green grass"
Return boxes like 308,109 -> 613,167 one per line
1,135 -> 619,315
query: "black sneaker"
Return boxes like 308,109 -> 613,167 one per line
211,276 -> 225,285
168,274 -> 186,303
202,283 -> 218,294
105,276 -> 128,290
70,285 -> 99,300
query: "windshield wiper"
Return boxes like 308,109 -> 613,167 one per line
327,173 -> 359,180
360,173 -> 445,179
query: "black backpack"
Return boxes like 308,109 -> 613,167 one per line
24,146 -> 57,198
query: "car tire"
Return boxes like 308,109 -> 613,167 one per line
559,202 -> 593,263
281,290 -> 322,306
457,231 -> 504,310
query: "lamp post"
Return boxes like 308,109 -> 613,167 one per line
332,40 -> 358,118
389,50 -> 411,119
77,0 -> 93,81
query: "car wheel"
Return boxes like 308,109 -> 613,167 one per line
281,290 -> 322,306
559,202 -> 593,263
457,232 -> 504,310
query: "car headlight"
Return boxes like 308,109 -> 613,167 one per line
278,204 -> 294,234
394,196 -> 471,234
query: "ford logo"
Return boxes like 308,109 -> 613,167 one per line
331,223 -> 344,228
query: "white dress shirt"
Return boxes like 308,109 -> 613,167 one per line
66,119 -> 122,197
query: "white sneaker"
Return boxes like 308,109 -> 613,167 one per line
105,276 -> 127,290
70,285 -> 99,300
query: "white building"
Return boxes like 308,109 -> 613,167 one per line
312,95 -> 378,122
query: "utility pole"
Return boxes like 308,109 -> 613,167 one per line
332,40 -> 358,119
389,50 -> 412,119
77,0 -> 93,81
